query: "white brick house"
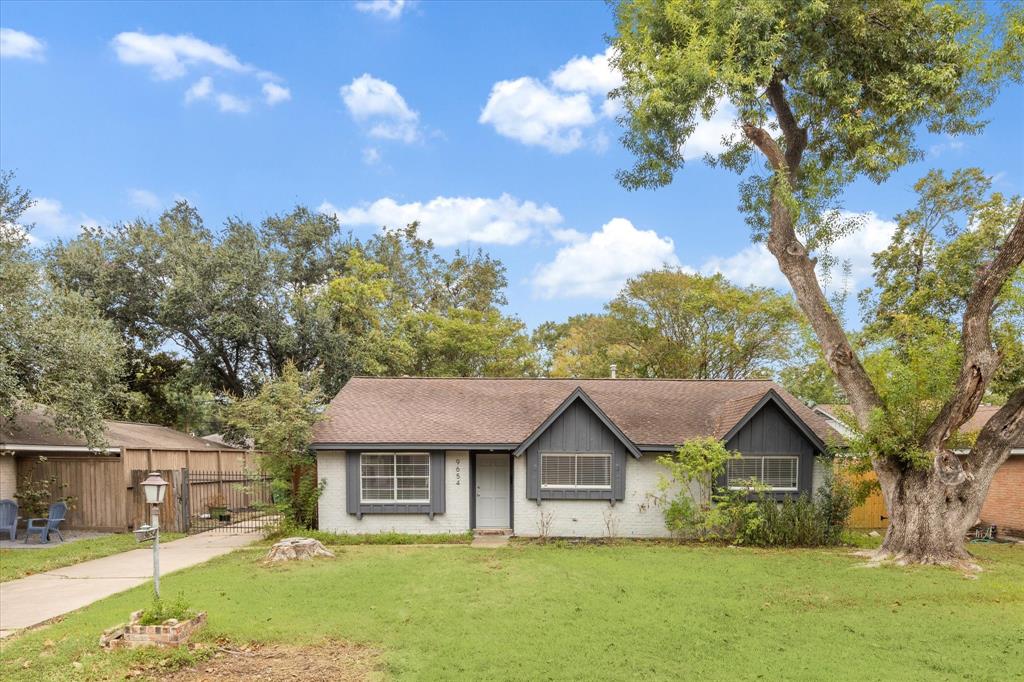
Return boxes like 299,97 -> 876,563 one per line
312,377 -> 840,538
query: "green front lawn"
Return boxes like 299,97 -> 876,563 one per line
0,532 -> 184,583
1,541 -> 1022,680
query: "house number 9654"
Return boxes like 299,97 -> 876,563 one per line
455,458 -> 461,485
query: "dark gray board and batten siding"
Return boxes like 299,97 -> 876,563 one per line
524,398 -> 627,501
346,451 -> 446,518
721,400 -> 819,496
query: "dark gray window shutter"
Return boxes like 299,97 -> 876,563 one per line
526,448 -> 539,500
346,453 -> 360,517
613,444 -> 626,501
430,451 -> 445,516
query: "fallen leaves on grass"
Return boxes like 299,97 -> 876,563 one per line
153,641 -> 383,681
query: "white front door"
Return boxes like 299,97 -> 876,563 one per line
476,453 -> 510,528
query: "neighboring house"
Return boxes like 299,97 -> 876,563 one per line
1,407 -> 252,531
961,405 -> 1023,536
311,378 -> 842,538
814,403 -> 1023,536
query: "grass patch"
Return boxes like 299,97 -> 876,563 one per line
0,532 -> 184,583
1,543 -> 1021,680
263,527 -> 473,547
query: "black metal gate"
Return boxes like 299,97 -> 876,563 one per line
183,468 -> 275,534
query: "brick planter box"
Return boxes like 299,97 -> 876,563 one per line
100,610 -> 207,649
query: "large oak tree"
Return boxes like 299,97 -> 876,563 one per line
611,0 -> 1023,563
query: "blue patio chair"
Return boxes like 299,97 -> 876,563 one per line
24,501 -> 67,544
0,499 -> 18,541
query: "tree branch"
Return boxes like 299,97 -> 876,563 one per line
741,86 -> 881,428
923,204 -> 1024,450
741,123 -> 786,171
766,78 -> 808,175
974,386 -> 1024,466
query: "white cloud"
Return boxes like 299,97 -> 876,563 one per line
1,28 -> 46,60
319,193 -> 562,247
111,31 -> 255,80
482,48 -> 740,155
550,46 -> 622,97
183,76 -> 251,113
340,74 -> 421,143
533,218 -> 681,299
128,189 -> 162,210
215,92 -> 250,114
262,82 -> 291,105
701,243 -> 787,289
362,147 -> 382,165
699,210 -> 897,294
681,97 -> 739,160
354,0 -> 409,19
185,76 -> 214,103
112,31 -> 286,113
20,197 -> 98,239
827,211 -> 897,286
479,77 -> 596,153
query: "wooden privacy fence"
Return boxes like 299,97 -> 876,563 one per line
15,448 -> 262,531
840,466 -> 889,529
14,455 -> 124,530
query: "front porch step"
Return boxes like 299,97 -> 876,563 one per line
473,528 -> 512,536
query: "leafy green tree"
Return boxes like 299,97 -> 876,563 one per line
46,203 -> 355,398
611,0 -> 1024,563
225,362 -> 324,528
48,211 -> 529,409
323,227 -> 535,378
544,271 -> 801,379
860,168 -> 1023,401
402,308 -> 537,377
0,172 -> 125,447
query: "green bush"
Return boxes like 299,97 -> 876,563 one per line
660,448 -> 858,547
138,593 -> 195,626
737,464 -> 858,547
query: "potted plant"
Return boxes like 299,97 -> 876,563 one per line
207,494 -> 230,522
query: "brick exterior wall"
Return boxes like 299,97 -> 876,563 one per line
979,455 -> 1024,536
0,455 -> 15,500
317,450 -> 471,535
317,450 -> 831,538
514,454 -> 700,538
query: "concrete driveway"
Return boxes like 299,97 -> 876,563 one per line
0,530 -> 263,638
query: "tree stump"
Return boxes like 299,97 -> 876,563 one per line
264,537 -> 335,563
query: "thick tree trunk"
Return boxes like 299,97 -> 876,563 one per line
874,465 -> 974,564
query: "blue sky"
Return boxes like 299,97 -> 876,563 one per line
2,0 -> 1022,332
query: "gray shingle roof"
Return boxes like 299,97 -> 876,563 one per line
312,377 -> 841,448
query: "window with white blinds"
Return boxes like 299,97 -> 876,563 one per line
360,453 -> 430,503
726,456 -> 798,491
541,453 -> 612,490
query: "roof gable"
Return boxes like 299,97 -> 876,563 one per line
512,387 -> 642,459
720,389 -> 829,453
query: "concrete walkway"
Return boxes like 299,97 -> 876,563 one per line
0,530 -> 263,638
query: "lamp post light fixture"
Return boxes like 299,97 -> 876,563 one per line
140,471 -> 169,598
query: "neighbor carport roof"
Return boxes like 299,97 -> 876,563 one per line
312,377 -> 841,448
